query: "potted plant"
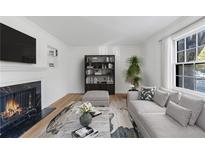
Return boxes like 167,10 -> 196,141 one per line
126,56 -> 141,91
77,102 -> 94,127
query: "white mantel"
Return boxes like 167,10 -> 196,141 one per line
0,64 -> 48,72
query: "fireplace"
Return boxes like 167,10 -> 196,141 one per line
0,81 -> 41,136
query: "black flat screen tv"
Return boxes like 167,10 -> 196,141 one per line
0,23 -> 36,64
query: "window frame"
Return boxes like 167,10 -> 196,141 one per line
173,28 -> 205,96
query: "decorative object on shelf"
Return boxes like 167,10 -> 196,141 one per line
108,63 -> 113,69
47,45 -> 58,68
106,57 -> 110,62
77,102 -> 94,127
126,56 -> 141,90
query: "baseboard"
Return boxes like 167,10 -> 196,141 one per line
115,93 -> 127,97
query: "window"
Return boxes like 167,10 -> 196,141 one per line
175,30 -> 205,93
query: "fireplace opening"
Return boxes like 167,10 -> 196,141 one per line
0,87 -> 38,129
4,99 -> 22,118
0,81 -> 55,137
0,81 -> 42,137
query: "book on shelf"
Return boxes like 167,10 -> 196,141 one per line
71,127 -> 99,138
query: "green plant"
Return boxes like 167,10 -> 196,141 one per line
126,56 -> 141,88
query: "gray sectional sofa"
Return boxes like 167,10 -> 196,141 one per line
127,88 -> 205,138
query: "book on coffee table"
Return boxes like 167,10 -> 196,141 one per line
71,127 -> 98,138
90,110 -> 102,117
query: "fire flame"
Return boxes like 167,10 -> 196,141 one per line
4,99 -> 22,117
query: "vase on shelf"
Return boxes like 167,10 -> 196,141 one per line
79,112 -> 92,127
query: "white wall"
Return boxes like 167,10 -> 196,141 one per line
3,16 -> 196,107
67,45 -> 144,93
0,16 -> 72,108
141,16 -> 203,88
0,17 -> 144,110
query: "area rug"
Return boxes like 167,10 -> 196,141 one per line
39,100 -> 138,138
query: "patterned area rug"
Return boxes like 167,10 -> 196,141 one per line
109,113 -> 138,138
111,127 -> 138,138
39,100 -> 138,138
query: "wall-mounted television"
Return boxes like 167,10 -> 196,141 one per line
0,23 -> 36,64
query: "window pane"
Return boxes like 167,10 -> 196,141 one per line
177,39 -> 185,51
176,76 -> 183,87
196,63 -> 205,78
184,77 -> 195,90
186,48 -> 196,62
184,64 -> 195,76
196,63 -> 205,93
176,64 -> 183,75
198,30 -> 205,46
198,46 -> 205,61
186,34 -> 196,49
196,78 -> 205,93
177,51 -> 184,62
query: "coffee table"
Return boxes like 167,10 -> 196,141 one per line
40,101 -> 111,138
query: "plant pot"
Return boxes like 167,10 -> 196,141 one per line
79,112 -> 92,127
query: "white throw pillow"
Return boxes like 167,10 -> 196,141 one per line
153,90 -> 169,107
166,101 -> 192,127
179,94 -> 204,125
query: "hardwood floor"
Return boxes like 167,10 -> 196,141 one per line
21,93 -> 127,138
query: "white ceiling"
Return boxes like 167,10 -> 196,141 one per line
27,16 -> 181,46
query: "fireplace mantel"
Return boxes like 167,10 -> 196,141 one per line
0,64 -> 48,72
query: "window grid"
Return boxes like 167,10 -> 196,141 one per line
175,29 -> 205,93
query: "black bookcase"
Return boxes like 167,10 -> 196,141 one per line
84,55 -> 115,95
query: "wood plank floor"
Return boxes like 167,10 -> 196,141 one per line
21,93 -> 127,138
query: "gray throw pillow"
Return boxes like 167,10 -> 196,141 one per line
153,90 -> 169,107
166,101 -> 192,127
139,87 -> 156,101
159,87 -> 180,105
179,94 -> 204,125
196,103 -> 205,131
169,92 -> 180,104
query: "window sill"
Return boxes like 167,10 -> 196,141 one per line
173,86 -> 205,99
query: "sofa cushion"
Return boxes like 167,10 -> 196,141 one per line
128,100 -> 166,115
166,101 -> 192,127
127,91 -> 139,102
159,87 -> 180,105
179,94 -> 204,125
139,113 -> 205,138
196,104 -> 205,131
153,90 -> 169,107
139,87 -> 155,101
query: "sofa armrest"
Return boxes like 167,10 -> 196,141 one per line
127,91 -> 139,102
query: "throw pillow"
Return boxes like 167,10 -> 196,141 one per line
166,101 -> 192,127
179,94 -> 204,125
159,87 -> 180,105
196,103 -> 205,131
169,92 -> 180,104
139,87 -> 156,101
153,90 -> 169,107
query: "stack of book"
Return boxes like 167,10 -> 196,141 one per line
71,110 -> 102,138
72,127 -> 98,138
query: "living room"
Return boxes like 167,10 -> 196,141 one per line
0,0 -> 205,153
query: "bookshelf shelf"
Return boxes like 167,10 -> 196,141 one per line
84,55 -> 115,95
